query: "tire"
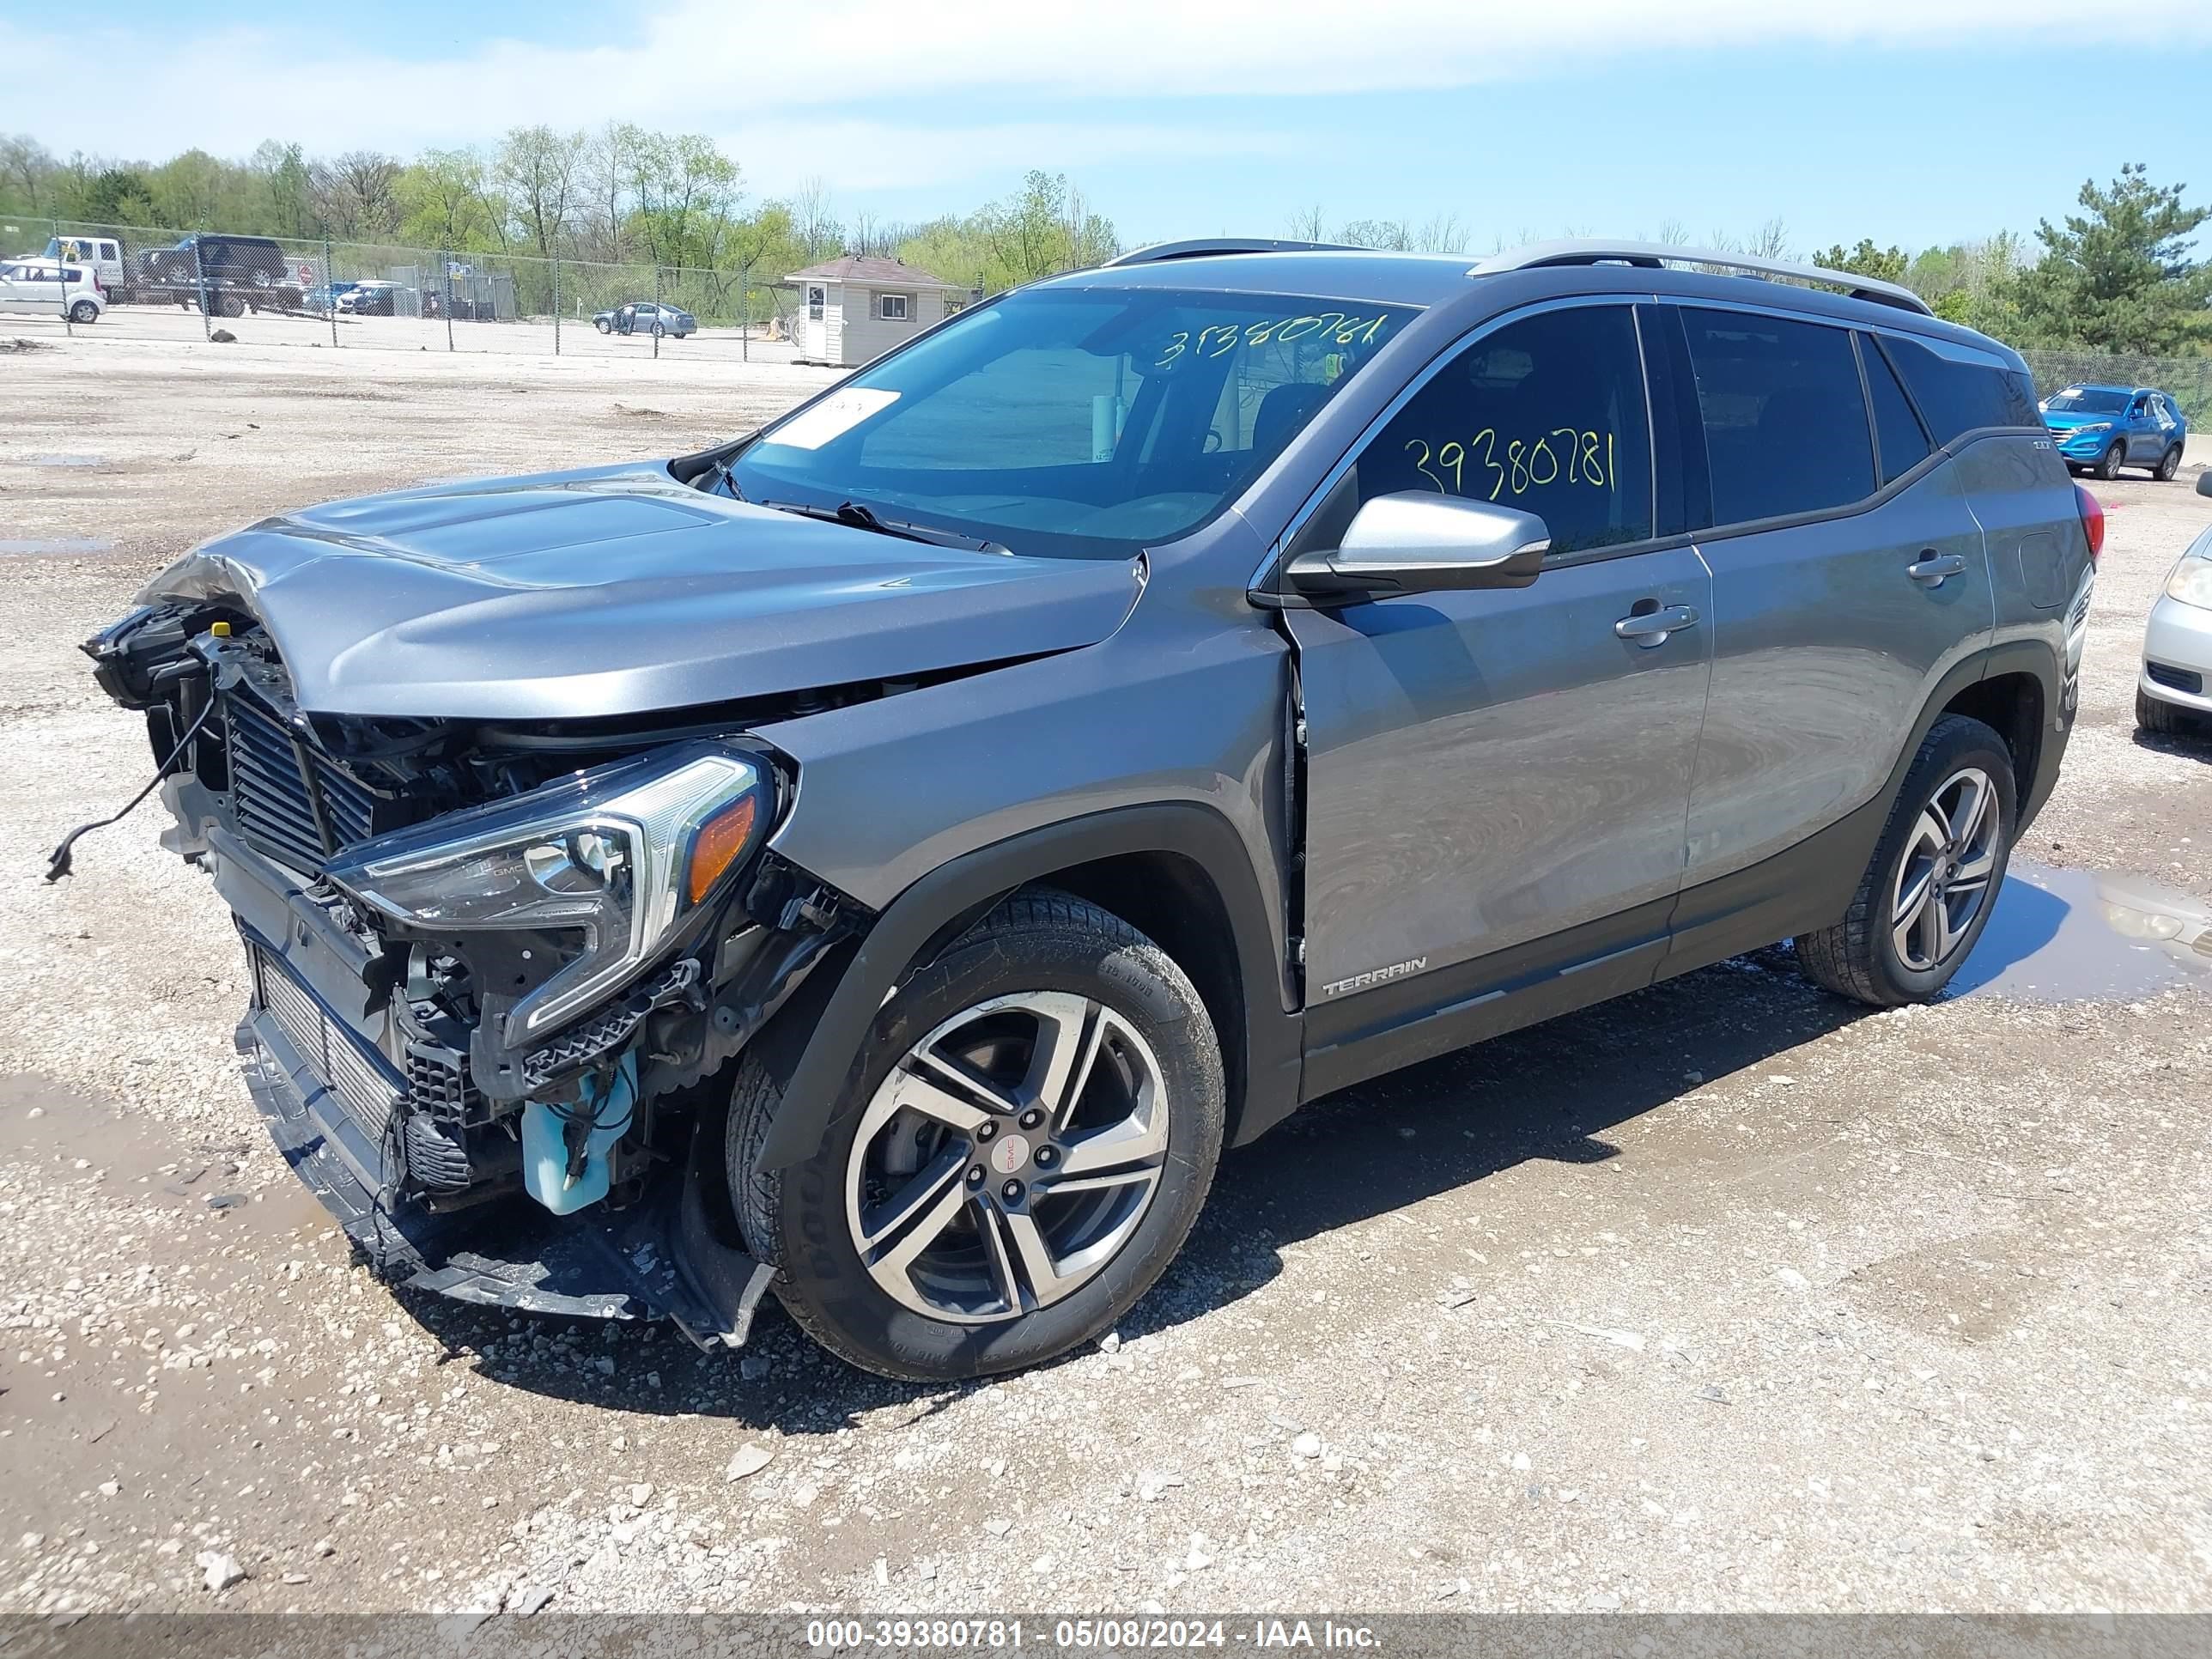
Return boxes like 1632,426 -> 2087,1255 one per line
1796,714 -> 2016,1006
2136,686 -> 2199,737
651,322 -> 665,338
730,888 -> 1226,1381
2095,440 -> 2125,481
219,294 -> 246,319
595,319 -> 611,334
2155,444 -> 2183,483
68,300 -> 97,325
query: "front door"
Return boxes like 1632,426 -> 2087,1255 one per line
1285,302 -> 1712,1030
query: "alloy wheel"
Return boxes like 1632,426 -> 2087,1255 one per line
844,991 -> 1170,1323
1890,766 -> 2002,972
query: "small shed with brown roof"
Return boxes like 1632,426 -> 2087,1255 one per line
783,255 -> 970,367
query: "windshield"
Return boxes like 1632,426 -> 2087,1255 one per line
728,285 -> 1416,558
2045,387 -> 2128,415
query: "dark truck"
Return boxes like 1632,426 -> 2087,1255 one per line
121,234 -> 304,317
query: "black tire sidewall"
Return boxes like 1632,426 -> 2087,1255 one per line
768,911 -> 1224,1380
2158,445 -> 2182,481
2100,441 -> 2124,479
1868,719 -> 2016,1000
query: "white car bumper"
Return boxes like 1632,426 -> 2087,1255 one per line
2142,592 -> 2212,714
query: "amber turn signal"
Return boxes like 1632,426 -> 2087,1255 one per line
685,794 -> 759,905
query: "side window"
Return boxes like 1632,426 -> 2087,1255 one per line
1860,334 -> 1932,484
1346,306 -> 1654,556
1680,308 -> 1873,525
1879,334 -> 2038,444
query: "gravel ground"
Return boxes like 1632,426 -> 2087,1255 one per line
2,331 -> 2208,1618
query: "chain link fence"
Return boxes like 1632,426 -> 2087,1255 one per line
15,215 -> 2212,417
21,217 -> 801,364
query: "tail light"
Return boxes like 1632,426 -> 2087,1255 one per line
2074,482 -> 2105,564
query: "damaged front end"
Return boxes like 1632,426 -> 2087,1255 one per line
85,601 -> 866,1346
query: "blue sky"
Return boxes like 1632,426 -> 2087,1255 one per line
6,1 -> 2212,256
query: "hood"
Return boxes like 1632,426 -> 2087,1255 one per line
2041,411 -> 2116,431
138,462 -> 1143,720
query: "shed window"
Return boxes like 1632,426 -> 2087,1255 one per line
877,293 -> 909,321
807,285 -> 825,321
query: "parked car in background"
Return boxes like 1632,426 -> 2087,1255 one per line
304,279 -> 362,313
2136,470 -> 2212,736
337,281 -> 399,317
0,259 -> 104,323
2042,383 -> 2189,480
594,301 -> 696,337
85,238 -> 2094,1381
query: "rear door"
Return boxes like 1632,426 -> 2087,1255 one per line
1285,300 -> 1712,1018
1671,305 -> 1991,890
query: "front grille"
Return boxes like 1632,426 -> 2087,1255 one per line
253,947 -> 401,1141
2148,660 -> 2203,696
224,689 -> 380,870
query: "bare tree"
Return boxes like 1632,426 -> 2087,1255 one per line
1745,216 -> 1791,261
579,123 -> 636,259
1413,212 -> 1467,253
789,177 -> 840,263
1,133 -> 54,215
1285,204 -> 1328,241
313,150 -> 402,240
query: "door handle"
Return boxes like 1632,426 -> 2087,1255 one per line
1613,602 -> 1700,647
1906,551 -> 1967,588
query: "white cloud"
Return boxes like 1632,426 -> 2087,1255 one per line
2,1 -> 2092,172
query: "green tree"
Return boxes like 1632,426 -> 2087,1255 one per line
250,141 -> 318,239
82,166 -> 154,224
398,149 -> 505,251
1815,237 -> 1909,284
2011,163 -> 2211,354
497,125 -> 585,259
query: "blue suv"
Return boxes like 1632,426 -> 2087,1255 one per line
2042,383 -> 2189,480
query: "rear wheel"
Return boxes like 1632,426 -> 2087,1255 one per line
2137,686 -> 2200,737
1796,715 -> 2015,1006
731,890 -> 1224,1380
650,321 -> 665,338
2095,440 -> 2126,481
67,300 -> 97,325
2155,443 -> 2183,482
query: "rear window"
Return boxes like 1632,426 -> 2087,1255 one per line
1680,308 -> 1874,526
1878,334 -> 2040,443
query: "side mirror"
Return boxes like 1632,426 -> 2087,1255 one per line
1285,493 -> 1549,604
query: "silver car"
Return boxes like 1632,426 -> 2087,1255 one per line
78,239 -> 2096,1379
2136,471 -> 2212,735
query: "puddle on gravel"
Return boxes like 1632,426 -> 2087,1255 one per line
1947,859 -> 2212,1001
0,536 -> 114,556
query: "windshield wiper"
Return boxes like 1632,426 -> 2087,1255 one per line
757,498 -> 1011,556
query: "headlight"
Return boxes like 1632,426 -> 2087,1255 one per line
325,743 -> 765,1045
2069,422 -> 2112,437
2167,556 -> 2212,611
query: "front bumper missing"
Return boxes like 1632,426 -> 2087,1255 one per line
238,948 -> 774,1351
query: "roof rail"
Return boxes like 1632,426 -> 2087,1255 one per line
1466,240 -> 1934,317
1102,237 -> 1359,267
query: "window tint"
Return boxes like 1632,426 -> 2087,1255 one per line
1879,334 -> 2039,443
1346,306 -> 1653,556
1860,334 -> 1931,484
1680,308 -> 1872,525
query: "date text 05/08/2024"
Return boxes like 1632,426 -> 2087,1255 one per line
803,1618 -> 1382,1650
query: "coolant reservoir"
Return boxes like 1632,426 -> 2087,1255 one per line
521,1056 -> 636,1216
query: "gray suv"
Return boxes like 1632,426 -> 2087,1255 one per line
79,240 -> 2097,1380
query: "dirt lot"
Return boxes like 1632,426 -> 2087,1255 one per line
2,330 -> 2209,1619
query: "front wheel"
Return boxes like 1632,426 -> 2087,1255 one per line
595,319 -> 611,334
2137,686 -> 2200,737
650,322 -> 665,338
2155,444 -> 2183,483
1796,714 -> 2015,1006
731,890 -> 1225,1380
2095,440 -> 2126,481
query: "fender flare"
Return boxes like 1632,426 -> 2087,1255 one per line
751,802 -> 1302,1171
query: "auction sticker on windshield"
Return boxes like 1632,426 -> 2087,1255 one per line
763,387 -> 901,451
